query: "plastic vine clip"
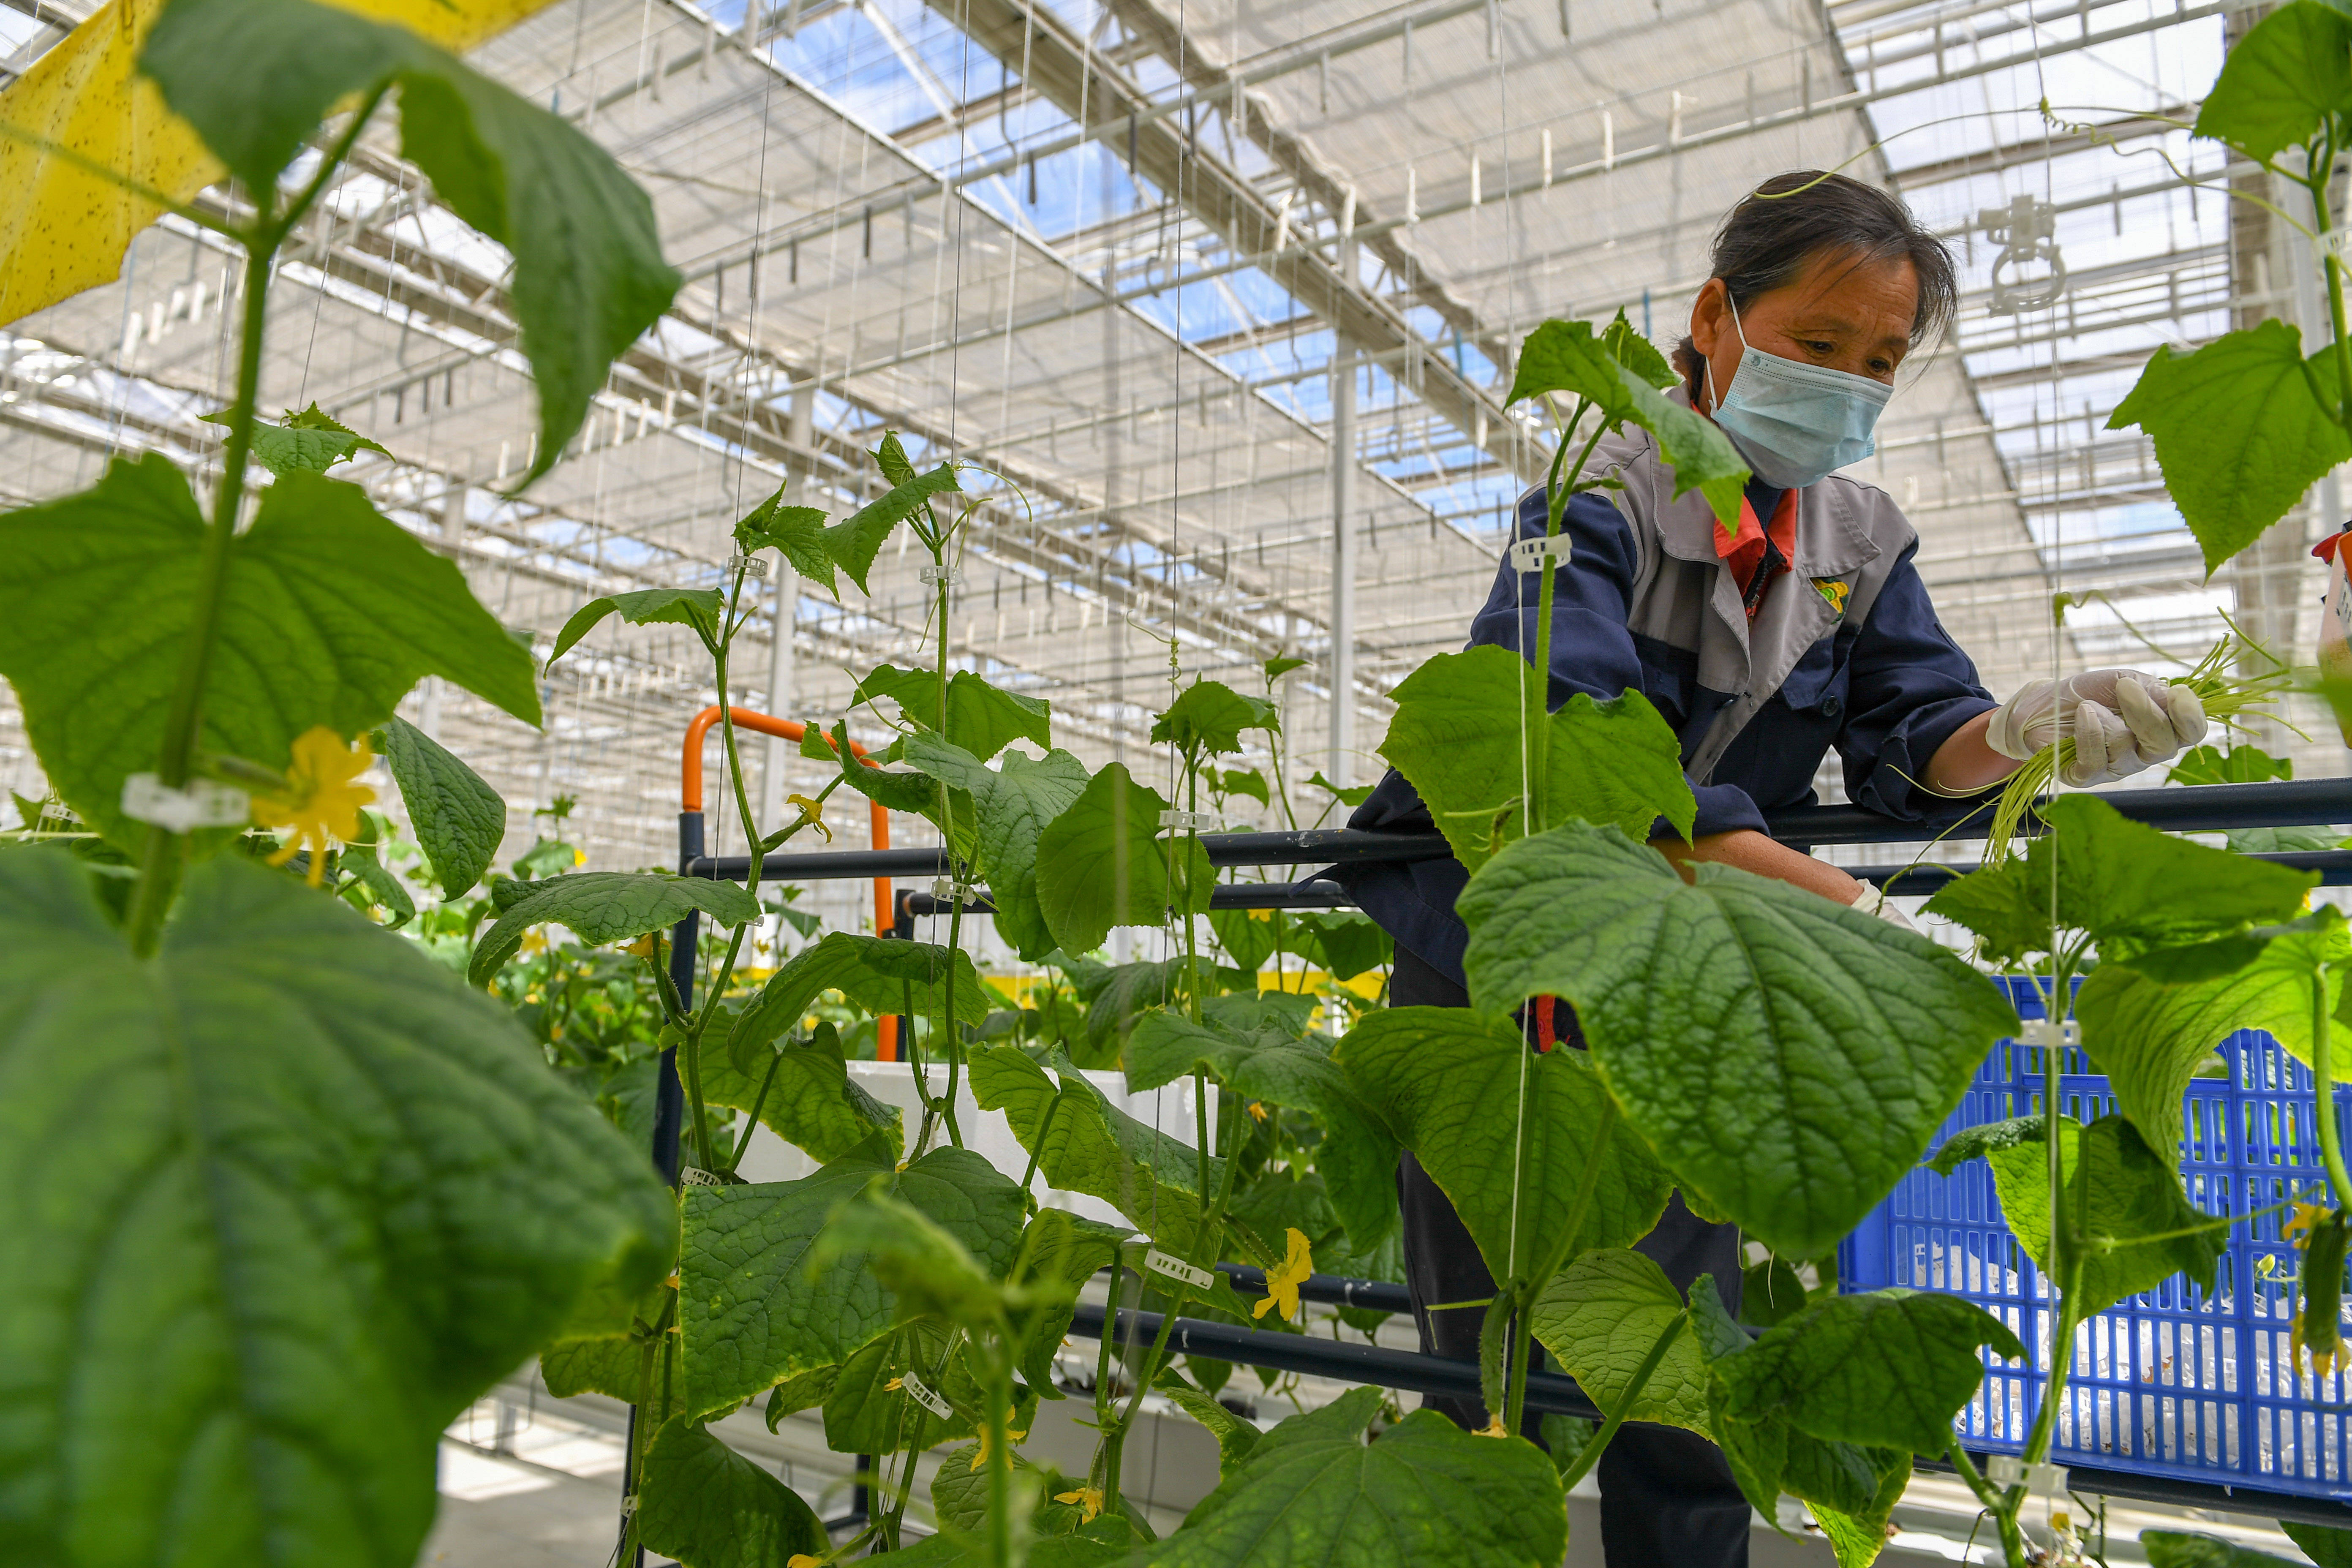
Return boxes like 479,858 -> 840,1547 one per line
1144,1249 -> 1214,1291
1506,536 -> 1572,574
1157,809 -> 1217,834
898,1369 -> 954,1420
679,1165 -> 744,1187
121,773 -> 250,833
2019,1019 -> 2080,1048
727,553 -> 770,578
919,565 -> 961,586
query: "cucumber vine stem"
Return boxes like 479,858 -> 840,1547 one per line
1556,1310 -> 1685,1492
125,87 -> 392,957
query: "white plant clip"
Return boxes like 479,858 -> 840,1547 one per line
728,553 -> 770,578
1144,1249 -> 1214,1291
919,565 -> 961,586
1980,195 -> 2067,314
898,1369 -> 954,1420
2020,1018 -> 2080,1048
931,877 -> 954,901
1507,535 -> 1572,574
121,773 -> 249,833
679,1165 -> 729,1187
1157,809 -> 1217,835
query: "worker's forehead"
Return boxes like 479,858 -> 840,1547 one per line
1764,250 -> 1918,333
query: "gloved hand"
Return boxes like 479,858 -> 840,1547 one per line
1986,669 -> 2207,787
1848,882 -> 1919,934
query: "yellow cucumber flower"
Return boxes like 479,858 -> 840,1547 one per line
971,1424 -> 1029,1470
1246,1102 -> 1268,1123
1054,1486 -> 1105,1522
2289,1201 -> 2331,1250
787,792 -> 833,843
788,1557 -> 825,1568
1252,1227 -> 1313,1323
250,727 -> 376,886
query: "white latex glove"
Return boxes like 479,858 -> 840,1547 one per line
1985,669 -> 2208,787
1848,882 -> 1919,934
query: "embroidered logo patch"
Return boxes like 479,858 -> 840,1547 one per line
1813,577 -> 1851,616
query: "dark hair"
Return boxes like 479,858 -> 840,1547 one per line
1672,171 -> 1958,402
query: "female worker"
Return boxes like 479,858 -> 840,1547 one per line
1334,171 -> 2209,1566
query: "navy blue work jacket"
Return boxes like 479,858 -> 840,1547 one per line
1332,478 -> 1997,985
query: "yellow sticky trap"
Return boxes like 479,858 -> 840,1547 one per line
0,0 -> 567,328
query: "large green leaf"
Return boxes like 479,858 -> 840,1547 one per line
636,1418 -> 826,1568
0,850 -> 672,1567
1601,308 -> 1678,390
2108,320 -> 2352,575
1686,1282 -> 1911,1565
821,1315 -> 1004,1454
1927,795 -> 2317,964
1529,1249 -> 1713,1435
2080,913 -> 2352,1155
2284,1522 -> 2352,1567
144,0 -> 681,487
971,1045 -> 1220,1240
1127,1012 -> 1399,1252
1505,317 -> 1748,525
697,1022 -> 903,1165
894,734 -> 1082,958
1294,910 -> 1392,982
1151,680 -> 1279,756
539,1331 -> 654,1404
811,1184 -> 1010,1328
1034,763 -> 1215,956
1122,1386 -> 1568,1568
1378,645 -> 1696,875
1461,823 -> 2016,1258
0,458 -> 538,852
676,1145 -> 1025,1421
931,742 -> 1092,960
1064,956 -> 1191,1061
727,930 -> 988,1068
200,403 -> 391,477
2192,0 -> 2352,162
469,871 -> 759,986
547,587 -> 725,664
1336,1007 -> 1672,1286
732,482 -> 838,599
1930,1114 -> 2224,1317
373,714 -> 504,897
826,465 -> 963,593
1712,1290 -> 2024,1457
856,664 -> 1053,762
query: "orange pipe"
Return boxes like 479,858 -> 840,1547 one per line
683,705 -> 900,1060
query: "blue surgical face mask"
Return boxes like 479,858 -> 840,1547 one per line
1704,300 -> 1894,490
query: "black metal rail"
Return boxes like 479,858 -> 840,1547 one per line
687,777 -> 2352,883
1067,1302 -> 1603,1421
1068,1303 -> 2352,1529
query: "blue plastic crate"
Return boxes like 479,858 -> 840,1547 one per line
1839,976 -> 2352,1499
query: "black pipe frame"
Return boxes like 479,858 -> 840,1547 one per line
687,777 -> 2352,883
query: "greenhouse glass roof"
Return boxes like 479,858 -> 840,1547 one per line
0,0 -> 2326,890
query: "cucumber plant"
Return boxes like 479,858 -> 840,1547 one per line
2102,0 -> 2352,574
